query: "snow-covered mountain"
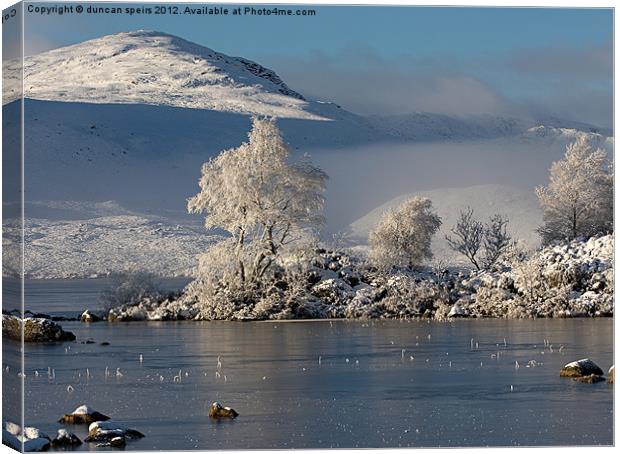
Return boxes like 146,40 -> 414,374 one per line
1,30 -> 613,277
349,184 -> 543,263
4,30 -> 331,119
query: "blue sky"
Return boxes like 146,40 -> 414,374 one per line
11,3 -> 615,128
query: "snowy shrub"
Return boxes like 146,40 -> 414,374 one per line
369,197 -> 441,271
100,272 -> 164,312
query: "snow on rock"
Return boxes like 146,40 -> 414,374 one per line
208,402 -> 239,419
51,429 -> 82,447
560,359 -> 604,378
85,421 -> 144,443
107,293 -> 199,322
97,436 -> 127,448
5,30 -> 325,120
3,422 -> 51,452
2,314 -> 76,342
80,310 -> 103,323
99,234 -> 613,321
59,405 -> 110,424
3,215 -> 221,279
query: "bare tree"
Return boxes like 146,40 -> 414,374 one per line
482,214 -> 512,269
446,208 -> 484,270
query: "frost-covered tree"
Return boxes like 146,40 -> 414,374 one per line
446,208 -> 484,270
369,197 -> 442,270
187,117 -> 328,305
536,137 -> 613,244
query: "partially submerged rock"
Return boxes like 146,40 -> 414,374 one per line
3,422 -> 51,452
560,358 -> 604,378
59,405 -> 110,424
51,428 -> 82,447
574,374 -> 605,384
2,314 -> 76,342
80,310 -> 103,322
208,402 -> 239,419
85,421 -> 144,442
96,436 -> 126,448
607,365 -> 614,384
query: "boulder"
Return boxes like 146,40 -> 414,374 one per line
448,303 -> 468,318
607,365 -> 614,384
85,421 -> 144,442
80,310 -> 102,322
59,405 -> 110,424
2,314 -> 76,342
3,422 -> 51,452
573,374 -> 605,384
560,358 -> 604,378
51,428 -> 82,447
208,402 -> 239,419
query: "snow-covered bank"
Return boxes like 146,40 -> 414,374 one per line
3,215 -> 221,279
103,234 -> 613,321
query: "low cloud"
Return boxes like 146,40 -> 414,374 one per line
265,42 -> 612,129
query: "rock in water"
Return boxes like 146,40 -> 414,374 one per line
560,358 -> 604,378
3,422 -> 51,452
607,365 -> 614,384
59,405 -> 110,424
51,429 -> 82,447
80,310 -> 102,322
2,314 -> 76,342
208,402 -> 239,419
96,436 -> 126,448
574,374 -> 606,384
85,421 -> 144,442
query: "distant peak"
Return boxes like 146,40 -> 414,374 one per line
9,30 -> 321,118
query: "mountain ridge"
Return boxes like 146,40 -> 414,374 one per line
3,29 -> 612,141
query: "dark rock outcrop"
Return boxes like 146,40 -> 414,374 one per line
560,359 -> 604,378
85,421 -> 144,442
2,314 -> 76,342
59,405 -> 110,424
51,429 -> 82,447
208,402 -> 238,419
80,310 -> 103,322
